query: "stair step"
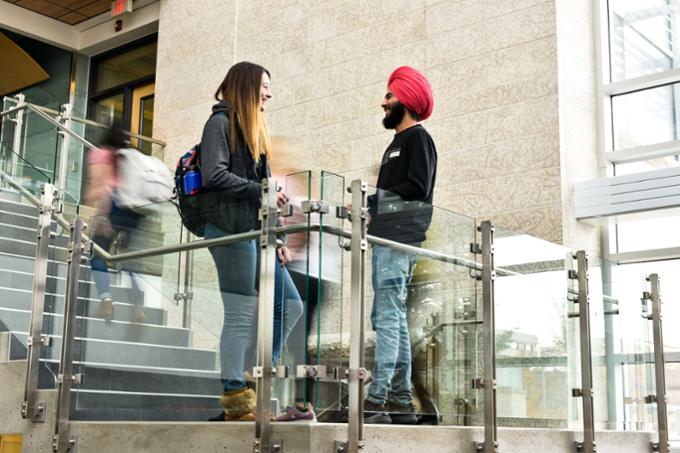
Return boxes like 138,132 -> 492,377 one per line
68,390 -> 221,421
0,236 -> 68,261
0,308 -> 189,347
12,333 -> 217,371
0,252 -> 84,276
0,223 -> 69,248
39,360 -> 222,396
0,198 -> 38,216
0,209 -> 40,228
0,269 -> 147,304
0,287 -> 166,325
0,190 -> 23,203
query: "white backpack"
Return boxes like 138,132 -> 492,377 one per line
114,148 -> 174,214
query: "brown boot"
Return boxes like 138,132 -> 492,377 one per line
219,387 -> 256,421
131,306 -> 146,324
95,298 -> 113,321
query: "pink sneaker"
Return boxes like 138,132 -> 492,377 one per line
276,403 -> 316,422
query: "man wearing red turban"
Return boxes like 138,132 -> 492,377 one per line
364,66 -> 438,425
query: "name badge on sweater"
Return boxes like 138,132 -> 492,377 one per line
388,149 -> 401,159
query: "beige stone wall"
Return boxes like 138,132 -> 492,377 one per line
153,0 -> 585,245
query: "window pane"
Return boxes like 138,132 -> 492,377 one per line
612,83 -> 679,150
609,0 -> 678,81
95,41 -> 157,92
92,94 -> 124,126
616,214 -> 680,252
614,156 -> 680,175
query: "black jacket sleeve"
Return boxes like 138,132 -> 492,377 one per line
387,131 -> 436,201
200,114 -> 261,200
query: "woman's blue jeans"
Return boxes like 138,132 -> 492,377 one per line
90,202 -> 143,304
205,224 -> 304,392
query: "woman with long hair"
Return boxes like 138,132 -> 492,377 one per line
200,61 -> 303,421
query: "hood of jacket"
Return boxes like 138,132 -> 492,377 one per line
212,100 -> 231,114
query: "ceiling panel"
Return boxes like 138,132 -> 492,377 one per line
74,0 -> 110,17
59,10 -> 88,25
15,0 -> 69,17
3,0 -> 116,25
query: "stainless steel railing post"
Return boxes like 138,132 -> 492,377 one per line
339,179 -> 369,453
4,94 -> 25,179
643,274 -> 670,453
21,183 -> 58,422
253,178 -> 283,453
569,251 -> 596,453
472,220 -> 499,453
56,104 -> 73,197
52,218 -> 85,453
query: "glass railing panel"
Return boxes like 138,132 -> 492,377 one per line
357,185 -> 478,426
602,259 -> 680,441
312,171 -> 347,422
66,195 -> 224,421
0,112 -> 54,197
492,226 -> 572,429
0,144 -> 51,198
565,255 -> 609,431
0,170 -> 60,385
272,170 -> 312,418
18,108 -> 60,186
595,259 -> 659,432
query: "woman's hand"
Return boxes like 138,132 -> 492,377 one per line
277,245 -> 293,265
276,191 -> 289,208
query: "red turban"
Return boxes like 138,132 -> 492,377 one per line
387,66 -> 434,121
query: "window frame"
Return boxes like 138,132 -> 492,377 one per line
596,0 -> 680,261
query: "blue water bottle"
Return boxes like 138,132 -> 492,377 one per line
183,166 -> 202,195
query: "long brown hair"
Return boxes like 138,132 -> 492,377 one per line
214,62 -> 272,161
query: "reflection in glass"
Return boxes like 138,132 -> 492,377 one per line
609,0 -> 678,82
614,156 -> 680,176
95,41 -> 157,92
139,95 -> 154,155
612,83 -> 679,150
92,94 -> 125,127
616,214 -> 680,253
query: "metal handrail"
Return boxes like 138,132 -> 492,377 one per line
0,167 -> 108,258
1,156 -> 517,275
104,222 -> 522,275
24,103 -> 99,151
0,99 -> 167,147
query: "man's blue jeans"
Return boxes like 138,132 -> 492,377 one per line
205,224 -> 304,392
367,245 -> 417,406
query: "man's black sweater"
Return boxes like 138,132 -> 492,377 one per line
368,124 -> 437,244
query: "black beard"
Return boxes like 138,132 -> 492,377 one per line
382,101 -> 406,129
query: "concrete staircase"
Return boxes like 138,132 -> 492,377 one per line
0,190 -> 223,421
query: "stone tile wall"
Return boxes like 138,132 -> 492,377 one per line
153,0 -> 597,246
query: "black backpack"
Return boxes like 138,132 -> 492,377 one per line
174,144 -> 206,237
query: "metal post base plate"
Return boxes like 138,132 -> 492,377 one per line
252,438 -> 283,453
473,441 -> 499,452
21,400 -> 47,422
574,441 -> 596,452
52,434 -> 77,453
650,441 -> 670,452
